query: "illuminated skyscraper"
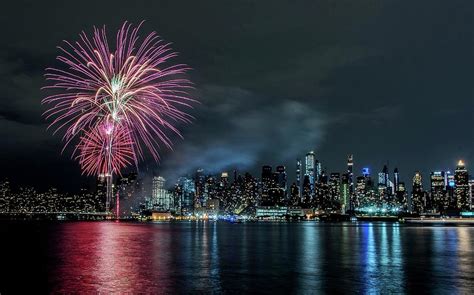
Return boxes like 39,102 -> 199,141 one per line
261,165 -> 274,205
315,160 -> 322,183
174,176 -> 195,215
195,169 -> 206,208
469,179 -> 474,210
347,155 -> 354,210
455,160 -> 469,210
394,168 -> 400,192
430,171 -> 446,212
378,165 -> 389,187
445,171 -> 456,208
296,159 -> 302,197
305,151 -> 316,189
220,172 -> 229,188
152,176 -> 172,211
329,173 -> 341,206
411,171 -> 424,213
276,165 -> 287,191
355,176 -> 367,208
341,173 -> 350,213
302,175 -> 312,207
290,183 -> 300,206
396,182 -> 408,211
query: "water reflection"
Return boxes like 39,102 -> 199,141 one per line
4,222 -> 472,293
297,223 -> 321,290
358,223 -> 404,293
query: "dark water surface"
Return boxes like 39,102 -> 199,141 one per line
1,221 -> 473,293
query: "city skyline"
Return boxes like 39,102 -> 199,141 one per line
1,154 -> 471,219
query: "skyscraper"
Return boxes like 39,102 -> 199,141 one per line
195,169 -> 205,208
296,158 -> 302,196
430,171 -> 446,212
341,173 -> 350,213
173,176 -> 195,215
305,151 -> 316,189
302,175 -> 312,207
329,173 -> 341,207
469,179 -> 474,210
347,154 -> 354,210
378,165 -> 389,187
276,165 -> 287,191
455,160 -> 469,210
315,160 -> 322,183
411,171 -> 424,213
394,168 -> 400,193
396,182 -> 408,211
261,165 -> 274,205
445,171 -> 456,208
152,176 -> 172,211
290,183 -> 299,206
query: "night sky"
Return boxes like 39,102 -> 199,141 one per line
0,0 -> 473,190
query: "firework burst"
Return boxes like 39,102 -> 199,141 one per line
43,21 -> 194,161
75,122 -> 135,177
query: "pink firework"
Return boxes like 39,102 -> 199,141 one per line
75,122 -> 135,177
43,21 -> 194,162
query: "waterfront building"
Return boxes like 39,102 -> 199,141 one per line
411,171 -> 424,213
195,169 -> 206,208
305,151 -> 316,191
329,173 -> 341,208
255,206 -> 288,219
340,173 -> 350,213
347,154 -> 354,210
455,160 -> 470,210
430,171 -> 446,212
296,159 -> 302,198
152,176 -> 173,211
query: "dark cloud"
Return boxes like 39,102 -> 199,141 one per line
157,85 -> 327,182
0,0 -> 472,190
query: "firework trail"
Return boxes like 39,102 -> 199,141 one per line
42,21 -> 195,211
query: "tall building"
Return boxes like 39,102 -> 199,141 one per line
305,151 -> 316,189
276,165 -> 287,191
340,173 -> 350,213
315,160 -> 322,183
411,171 -> 424,213
180,177 -> 196,215
195,169 -> 206,208
329,173 -> 341,207
396,182 -> 408,211
220,172 -> 229,188
445,171 -> 456,208
394,168 -> 400,193
302,175 -> 312,207
296,159 -> 302,197
261,165 -> 274,205
316,172 -> 330,210
430,171 -> 446,212
470,179 -> 474,210
455,160 -> 470,210
378,165 -> 389,187
290,182 -> 300,206
355,176 -> 367,209
152,176 -> 172,211
347,155 -> 354,210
